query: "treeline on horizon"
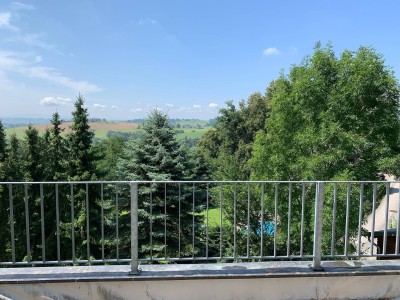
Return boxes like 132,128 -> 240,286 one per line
0,43 -> 399,263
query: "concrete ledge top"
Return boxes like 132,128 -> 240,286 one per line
1,260 -> 400,284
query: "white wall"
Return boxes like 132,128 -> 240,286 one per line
1,275 -> 400,300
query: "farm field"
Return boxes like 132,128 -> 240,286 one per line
4,120 -> 212,141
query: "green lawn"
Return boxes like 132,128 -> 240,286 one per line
199,208 -> 231,229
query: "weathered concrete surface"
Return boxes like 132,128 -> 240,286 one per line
1,260 -> 400,299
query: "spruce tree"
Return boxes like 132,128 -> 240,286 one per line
117,110 -> 205,259
24,125 -> 44,181
67,95 -> 100,260
0,120 -> 6,163
2,134 -> 27,261
0,121 -> 7,261
68,95 -> 95,181
47,112 -> 67,181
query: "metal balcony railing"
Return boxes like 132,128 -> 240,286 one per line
0,181 -> 399,274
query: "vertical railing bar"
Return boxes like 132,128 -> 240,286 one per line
71,184 -> 75,262
206,183 -> 209,258
40,183 -> 45,262
370,183 -> 377,256
383,182 -> 390,256
331,183 -> 338,256
246,182 -> 250,258
274,183 -> 278,258
344,183 -> 351,257
396,182 -> 400,255
101,183 -> 105,261
260,183 -> 264,257
9,184 -> 15,263
178,182 -> 182,258
24,184 -> 31,263
233,183 -> 237,259
219,184 -> 223,259
150,184 -> 153,261
129,182 -> 139,275
300,183 -> 305,257
116,184 -> 119,262
56,183 -> 60,262
192,182 -> 195,258
86,183 -> 90,263
357,183 -> 364,256
287,182 -> 292,257
313,182 -> 325,271
164,183 -> 167,259
178,183 -> 181,259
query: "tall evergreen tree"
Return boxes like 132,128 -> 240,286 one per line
68,95 -> 95,181
0,120 -> 6,163
67,95 -> 100,259
24,125 -> 44,181
47,112 -> 67,181
2,134 -> 27,261
0,121 -> 7,261
117,110 -> 205,258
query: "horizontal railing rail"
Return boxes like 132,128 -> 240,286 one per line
0,181 -> 399,274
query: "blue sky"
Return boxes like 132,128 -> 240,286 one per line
0,0 -> 399,120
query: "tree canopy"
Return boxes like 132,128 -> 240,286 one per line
251,44 -> 400,181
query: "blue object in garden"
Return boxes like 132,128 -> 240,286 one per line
256,221 -> 275,236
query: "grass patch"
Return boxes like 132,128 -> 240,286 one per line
199,208 -> 231,229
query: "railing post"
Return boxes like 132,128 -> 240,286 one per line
130,182 -> 140,275
313,181 -> 325,271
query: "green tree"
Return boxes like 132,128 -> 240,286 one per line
0,120 -> 6,163
2,134 -> 27,261
67,95 -> 100,260
117,110 -> 205,259
24,125 -> 44,181
68,95 -> 96,181
46,112 -> 67,181
251,44 -> 400,255
94,136 -> 125,180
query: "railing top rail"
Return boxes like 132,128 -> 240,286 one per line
0,180 -> 398,184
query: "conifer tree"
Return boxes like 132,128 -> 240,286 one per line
67,95 -> 100,259
0,121 -> 7,261
0,120 -> 6,163
47,112 -> 67,181
2,134 -> 27,260
117,110 -> 205,258
68,95 -> 95,181
24,125 -> 44,181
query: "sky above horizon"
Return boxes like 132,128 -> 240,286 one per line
1,0 -> 400,120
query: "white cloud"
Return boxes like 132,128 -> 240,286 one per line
263,47 -> 280,56
0,52 -> 102,93
208,103 -> 219,108
165,103 -> 174,107
131,108 -> 143,112
193,104 -> 201,109
24,67 -> 102,93
93,103 -> 106,109
9,32 -> 53,49
10,2 -> 35,10
0,12 -> 19,31
40,96 -> 72,106
111,105 -> 119,109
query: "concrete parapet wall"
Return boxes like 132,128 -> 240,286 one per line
1,261 -> 400,300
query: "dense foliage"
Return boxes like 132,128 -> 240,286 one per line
0,44 -> 399,262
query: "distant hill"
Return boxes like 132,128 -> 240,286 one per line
5,121 -> 138,138
4,119 -> 213,140
0,117 -> 50,128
